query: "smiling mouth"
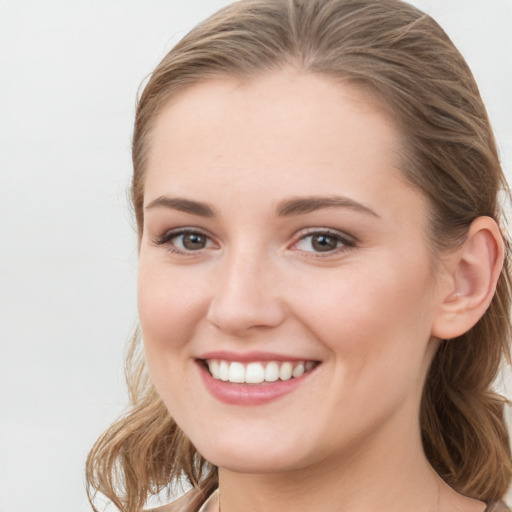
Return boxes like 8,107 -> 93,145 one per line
202,359 -> 319,384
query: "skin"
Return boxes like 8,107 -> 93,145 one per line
138,70 -> 493,512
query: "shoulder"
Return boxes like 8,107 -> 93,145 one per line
485,502 -> 511,512
145,489 -> 204,512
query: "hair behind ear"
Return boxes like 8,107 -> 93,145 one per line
421,259 -> 512,500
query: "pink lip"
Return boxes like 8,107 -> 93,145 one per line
196,360 -> 316,406
197,350 -> 312,363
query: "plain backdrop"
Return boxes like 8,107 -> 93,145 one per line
0,1 -> 511,511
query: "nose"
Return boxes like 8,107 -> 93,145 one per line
206,249 -> 287,336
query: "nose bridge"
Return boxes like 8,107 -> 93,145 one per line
207,242 -> 285,334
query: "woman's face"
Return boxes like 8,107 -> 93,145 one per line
138,71 -> 445,474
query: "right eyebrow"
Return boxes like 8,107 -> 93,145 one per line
144,196 -> 216,217
276,195 -> 380,218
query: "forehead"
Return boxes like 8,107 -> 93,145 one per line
146,70 -> 404,188
142,70 -> 428,231
142,70 -> 432,261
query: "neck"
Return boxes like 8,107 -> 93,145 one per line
215,412 -> 484,512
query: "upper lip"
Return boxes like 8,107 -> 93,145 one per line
197,350 -> 320,363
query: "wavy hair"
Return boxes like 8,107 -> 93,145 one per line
86,1 -> 512,510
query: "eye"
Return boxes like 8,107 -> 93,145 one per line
292,229 -> 355,254
153,229 -> 215,253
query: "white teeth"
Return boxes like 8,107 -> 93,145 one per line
279,362 -> 293,381
246,362 -> 265,384
219,360 -> 229,381
229,362 -> 245,383
206,359 -> 316,384
209,360 -> 220,379
265,361 -> 279,382
292,363 -> 305,378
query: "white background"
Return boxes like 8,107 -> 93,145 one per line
0,1 -> 511,511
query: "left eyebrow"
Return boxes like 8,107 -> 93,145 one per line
144,196 -> 216,217
276,195 -> 380,218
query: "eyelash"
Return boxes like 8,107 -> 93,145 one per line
290,228 -> 357,257
153,228 -> 215,254
152,227 -> 357,257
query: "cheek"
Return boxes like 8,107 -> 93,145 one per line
137,260 -> 210,388
302,268 -> 435,437
292,259 -> 435,373
137,262 -> 207,415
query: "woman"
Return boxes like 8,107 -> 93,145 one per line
86,0 -> 512,511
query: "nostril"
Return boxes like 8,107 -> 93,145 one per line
206,297 -> 286,334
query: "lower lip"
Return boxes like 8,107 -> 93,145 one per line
197,361 -> 315,406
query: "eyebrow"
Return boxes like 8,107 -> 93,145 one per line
144,194 -> 379,219
276,195 -> 380,218
145,196 -> 215,217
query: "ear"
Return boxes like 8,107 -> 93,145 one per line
431,216 -> 505,340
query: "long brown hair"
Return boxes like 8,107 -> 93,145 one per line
86,1 -> 512,510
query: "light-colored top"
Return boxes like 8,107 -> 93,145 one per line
197,489 -> 219,512
147,488 -> 510,512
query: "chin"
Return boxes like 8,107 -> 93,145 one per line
206,451 -> 305,474
192,432 -> 317,475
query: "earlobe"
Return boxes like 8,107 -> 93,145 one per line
431,216 -> 504,340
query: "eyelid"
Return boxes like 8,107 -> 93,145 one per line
151,226 -> 356,256
152,227 -> 218,253
289,227 -> 357,255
